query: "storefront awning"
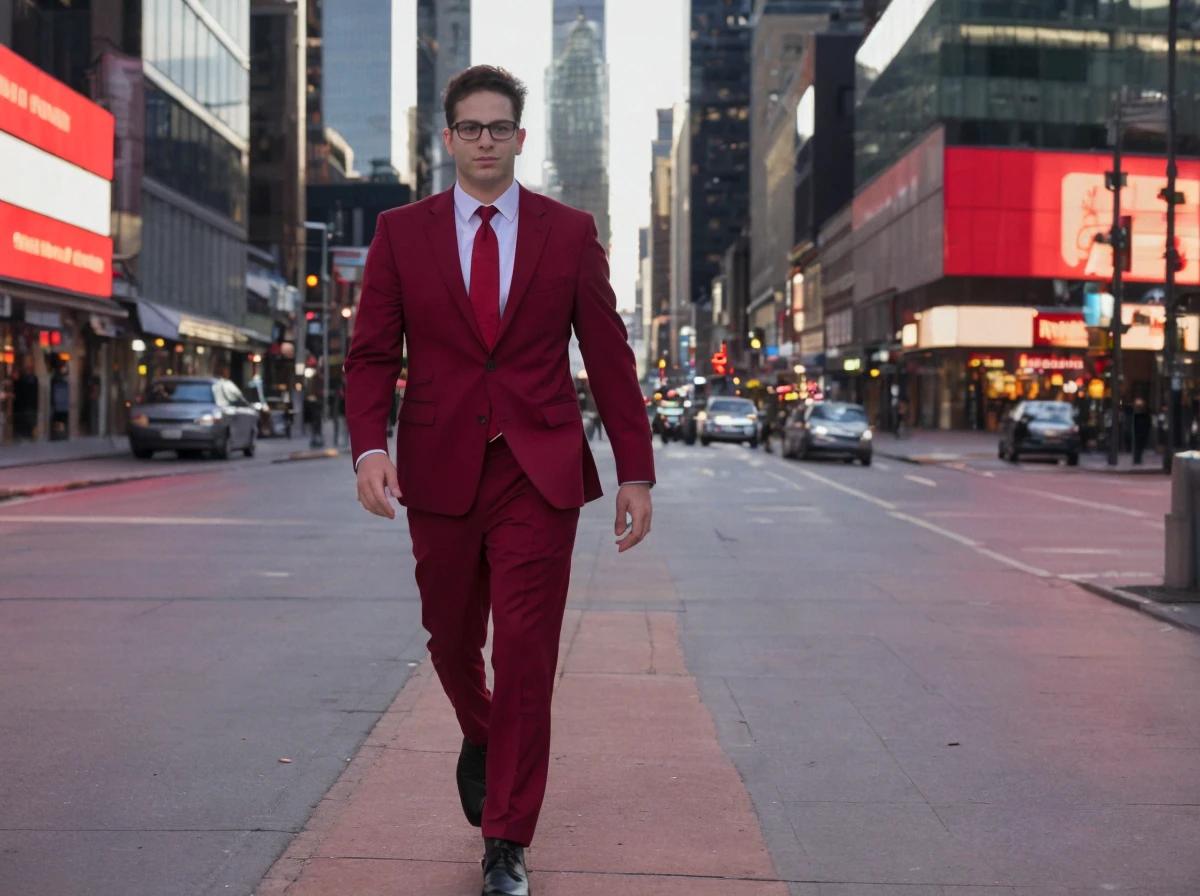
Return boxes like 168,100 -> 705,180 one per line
133,298 -> 266,350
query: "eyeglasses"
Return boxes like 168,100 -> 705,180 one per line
450,120 -> 518,142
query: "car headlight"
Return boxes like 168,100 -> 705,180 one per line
196,412 -> 222,425
813,425 -> 829,436
130,413 -> 149,427
861,429 -> 873,441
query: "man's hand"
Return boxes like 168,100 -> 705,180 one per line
614,483 -> 652,553
356,453 -> 401,519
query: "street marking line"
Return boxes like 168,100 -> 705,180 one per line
1007,486 -> 1148,518
0,514 -> 309,526
874,461 -> 893,471
1061,570 -> 1157,580
764,468 -> 897,511
743,505 -> 817,513
904,474 -> 938,488
974,547 -> 1053,577
1024,547 -> 1121,555
888,511 -> 977,546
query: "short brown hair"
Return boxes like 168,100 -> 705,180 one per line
443,65 -> 527,127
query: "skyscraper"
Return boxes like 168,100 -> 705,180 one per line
689,0 -> 752,362
417,0 -> 472,197
322,0 -> 415,181
546,11 -> 610,250
553,0 -> 605,58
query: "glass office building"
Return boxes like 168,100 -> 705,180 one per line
856,0 -> 1200,186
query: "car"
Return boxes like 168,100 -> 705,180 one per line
653,399 -> 687,444
697,396 -> 760,447
128,376 -> 260,460
782,401 -> 872,465
998,400 -> 1080,465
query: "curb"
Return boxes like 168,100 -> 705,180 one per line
1067,579 -> 1200,636
0,471 -> 201,502
272,448 -> 346,464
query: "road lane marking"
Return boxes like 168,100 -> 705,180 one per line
1007,488 -> 1148,518
1061,570 -> 1156,580
0,514 -> 309,526
874,461 -> 893,471
764,468 -> 897,511
887,511 -> 978,547
744,505 -> 817,513
1024,547 -> 1121,555
904,474 -> 938,488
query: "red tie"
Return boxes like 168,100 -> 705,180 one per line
470,205 -> 501,348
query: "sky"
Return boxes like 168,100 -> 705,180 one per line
471,0 -> 689,312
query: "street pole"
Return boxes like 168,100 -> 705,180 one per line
1108,95 -> 1125,467
303,221 -> 330,448
1163,0 -> 1181,472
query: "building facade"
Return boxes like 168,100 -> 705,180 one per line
647,107 -> 673,373
688,0 -> 753,366
851,0 -> 1200,433
322,0 -> 413,182
553,0 -> 604,59
416,0 -> 471,198
546,15 -> 610,250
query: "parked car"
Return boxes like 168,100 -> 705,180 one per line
999,400 -> 1080,465
128,376 -> 259,460
782,401 -> 872,465
698,396 -> 760,447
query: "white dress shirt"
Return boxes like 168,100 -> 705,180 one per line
355,180 -> 649,488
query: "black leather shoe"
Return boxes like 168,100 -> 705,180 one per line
456,737 -> 486,827
481,838 -> 529,895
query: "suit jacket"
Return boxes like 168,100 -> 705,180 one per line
344,184 -> 655,516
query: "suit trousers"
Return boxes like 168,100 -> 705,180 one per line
407,436 -> 580,846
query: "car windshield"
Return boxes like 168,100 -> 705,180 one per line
709,399 -> 755,415
1025,403 -> 1073,421
810,404 -> 867,423
144,381 -> 215,404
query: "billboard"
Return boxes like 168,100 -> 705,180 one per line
0,45 -> 114,297
944,145 -> 1200,286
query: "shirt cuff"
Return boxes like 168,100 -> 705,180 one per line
354,448 -> 389,471
619,481 -> 653,487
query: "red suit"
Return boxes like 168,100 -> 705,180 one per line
344,185 -> 654,845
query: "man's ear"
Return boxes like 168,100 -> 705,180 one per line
515,128 -> 527,156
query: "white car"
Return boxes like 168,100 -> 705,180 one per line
697,396 -> 760,447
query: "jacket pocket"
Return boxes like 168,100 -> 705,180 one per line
542,400 -> 582,428
399,400 -> 436,426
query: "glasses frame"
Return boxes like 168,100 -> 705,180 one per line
449,119 -> 520,142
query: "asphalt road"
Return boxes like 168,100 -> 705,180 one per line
1,436 -> 1198,894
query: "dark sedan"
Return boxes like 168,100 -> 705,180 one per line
783,401 -> 873,465
999,400 -> 1080,465
128,377 -> 259,460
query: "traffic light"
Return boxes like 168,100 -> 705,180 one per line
305,273 -> 319,289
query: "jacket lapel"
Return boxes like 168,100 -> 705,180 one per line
427,188 -> 486,349
495,185 -> 550,347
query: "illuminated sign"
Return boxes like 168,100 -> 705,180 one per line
944,146 -> 1200,286
0,45 -> 113,297
1017,353 -> 1086,371
1033,312 -> 1089,348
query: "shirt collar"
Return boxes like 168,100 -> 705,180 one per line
453,180 -> 520,224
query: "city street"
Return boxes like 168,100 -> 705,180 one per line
2,438 -> 1199,894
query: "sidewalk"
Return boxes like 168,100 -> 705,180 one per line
0,423 -> 350,500
256,526 -> 789,895
874,428 -> 1167,474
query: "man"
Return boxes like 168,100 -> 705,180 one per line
344,66 -> 654,896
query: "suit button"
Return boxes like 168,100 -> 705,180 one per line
477,415 -> 488,425
485,358 -> 496,371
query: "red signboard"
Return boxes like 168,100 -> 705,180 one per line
0,201 -> 113,297
944,146 -> 1200,286
0,44 -> 114,178
1033,312 -> 1088,348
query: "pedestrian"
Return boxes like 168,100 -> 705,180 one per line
1132,397 -> 1151,465
13,356 -> 38,440
344,65 -> 654,896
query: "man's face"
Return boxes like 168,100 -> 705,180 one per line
443,90 -> 526,189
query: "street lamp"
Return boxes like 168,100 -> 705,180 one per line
303,221 -> 330,448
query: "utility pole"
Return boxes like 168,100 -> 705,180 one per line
1107,95 -> 1126,467
1163,0 -> 1181,472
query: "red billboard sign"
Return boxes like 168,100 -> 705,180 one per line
0,201 -> 112,297
944,146 -> 1200,285
1033,312 -> 1088,348
0,44 -> 114,178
